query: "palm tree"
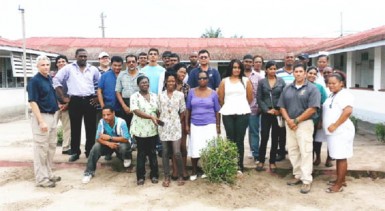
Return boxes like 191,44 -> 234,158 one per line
201,27 -> 223,38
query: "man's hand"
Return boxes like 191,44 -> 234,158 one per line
62,97 -> 70,104
123,105 -> 131,114
39,121 -> 48,133
89,97 -> 99,106
59,103 -> 69,111
100,134 -> 111,141
286,119 -> 298,131
107,142 -> 119,150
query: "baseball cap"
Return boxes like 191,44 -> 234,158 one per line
298,53 -> 309,60
98,52 -> 109,59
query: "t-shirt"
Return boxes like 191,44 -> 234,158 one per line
96,117 -> 130,141
187,67 -> 221,90
276,68 -> 295,84
186,89 -> 220,126
140,65 -> 166,94
98,70 -> 120,110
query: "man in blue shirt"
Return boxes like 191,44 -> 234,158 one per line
187,49 -> 221,90
82,106 -> 132,184
27,55 -> 60,188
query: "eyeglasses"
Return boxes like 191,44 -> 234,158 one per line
127,61 -> 136,64
198,77 -> 208,80
199,56 -> 208,59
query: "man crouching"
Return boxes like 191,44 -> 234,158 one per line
82,106 -> 132,184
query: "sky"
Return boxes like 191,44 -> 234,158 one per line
1,0 -> 385,40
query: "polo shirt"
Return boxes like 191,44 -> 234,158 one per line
187,67 -> 221,89
115,69 -> 142,98
277,80 -> 320,120
98,70 -> 120,110
27,72 -> 59,113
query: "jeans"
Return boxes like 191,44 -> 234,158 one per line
259,113 -> 279,164
135,136 -> 159,180
248,114 -> 260,160
84,141 -> 132,175
222,114 -> 250,171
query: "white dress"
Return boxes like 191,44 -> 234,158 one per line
322,89 -> 355,159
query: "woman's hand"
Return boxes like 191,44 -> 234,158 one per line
216,125 -> 221,134
185,125 -> 190,134
151,116 -> 159,126
328,123 -> 338,133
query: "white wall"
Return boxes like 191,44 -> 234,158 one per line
0,88 -> 26,120
350,89 -> 385,123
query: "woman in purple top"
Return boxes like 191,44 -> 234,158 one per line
185,71 -> 221,181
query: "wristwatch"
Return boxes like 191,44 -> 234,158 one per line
294,118 -> 299,125
109,136 -> 113,142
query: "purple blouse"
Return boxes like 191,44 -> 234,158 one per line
186,88 -> 220,126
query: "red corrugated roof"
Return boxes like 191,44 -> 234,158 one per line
304,25 -> 385,53
17,37 -> 331,60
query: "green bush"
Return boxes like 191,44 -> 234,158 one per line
375,123 -> 385,143
57,126 -> 63,146
200,136 -> 238,184
350,116 -> 359,132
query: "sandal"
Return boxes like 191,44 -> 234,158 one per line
327,180 -> 347,187
256,163 -> 264,172
162,179 -> 170,187
269,164 -> 277,173
177,178 -> 185,186
325,186 -> 343,193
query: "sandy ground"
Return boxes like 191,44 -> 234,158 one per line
0,119 -> 385,210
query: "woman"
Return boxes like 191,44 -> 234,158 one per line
158,72 -> 186,187
322,71 -> 355,193
218,59 -> 253,173
256,61 -> 286,172
306,66 -> 328,166
130,76 -> 159,185
171,63 -> 190,180
186,71 -> 221,181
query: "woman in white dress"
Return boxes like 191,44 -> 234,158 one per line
322,71 -> 355,193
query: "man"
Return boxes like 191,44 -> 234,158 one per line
187,49 -> 221,90
116,54 -> 143,149
54,55 -> 71,155
298,53 -> 310,70
137,52 -> 148,71
253,55 -> 265,78
53,48 -> 100,162
161,50 -> 172,69
98,52 -> 110,74
169,53 -> 180,67
140,48 -> 166,94
275,52 -> 296,161
27,55 -> 60,188
243,54 -> 263,163
278,64 -> 320,194
186,51 -> 199,74
82,106 -> 132,184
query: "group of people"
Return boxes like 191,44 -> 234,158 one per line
27,48 -> 355,194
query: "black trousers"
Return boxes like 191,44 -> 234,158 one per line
135,135 -> 159,180
277,125 -> 286,157
68,96 -> 97,156
259,113 -> 279,164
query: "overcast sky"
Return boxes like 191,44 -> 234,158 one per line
1,0 -> 385,40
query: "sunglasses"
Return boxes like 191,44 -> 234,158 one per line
198,77 -> 208,80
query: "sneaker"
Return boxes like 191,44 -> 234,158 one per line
300,183 -> 311,194
287,178 -> 302,186
49,175 -> 61,183
37,180 -> 55,188
248,151 -> 253,159
123,159 -> 132,167
190,175 -> 197,181
201,174 -> 207,179
82,173 -> 93,184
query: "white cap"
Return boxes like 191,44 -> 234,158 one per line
98,52 -> 109,58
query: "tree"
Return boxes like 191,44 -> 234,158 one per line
201,27 -> 223,38
230,34 -> 243,38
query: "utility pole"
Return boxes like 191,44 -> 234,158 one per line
100,12 -> 106,38
340,12 -> 343,37
19,5 -> 28,119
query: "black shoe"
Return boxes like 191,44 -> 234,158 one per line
276,155 -> 285,162
62,149 -> 71,155
69,154 -> 80,162
151,177 -> 159,184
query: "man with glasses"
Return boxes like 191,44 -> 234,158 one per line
137,52 -> 148,71
161,51 -> 172,69
187,49 -> 221,90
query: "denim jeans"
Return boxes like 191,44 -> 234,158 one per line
248,114 -> 260,160
84,141 -> 132,175
222,114 -> 250,171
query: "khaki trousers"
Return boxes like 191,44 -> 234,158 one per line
57,110 -> 71,151
31,112 -> 58,184
285,119 -> 314,184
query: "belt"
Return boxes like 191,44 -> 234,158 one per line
41,111 -> 56,114
71,95 -> 94,100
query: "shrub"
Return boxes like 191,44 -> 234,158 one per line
57,126 -> 63,146
375,123 -> 385,143
200,136 -> 238,184
350,116 -> 358,132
